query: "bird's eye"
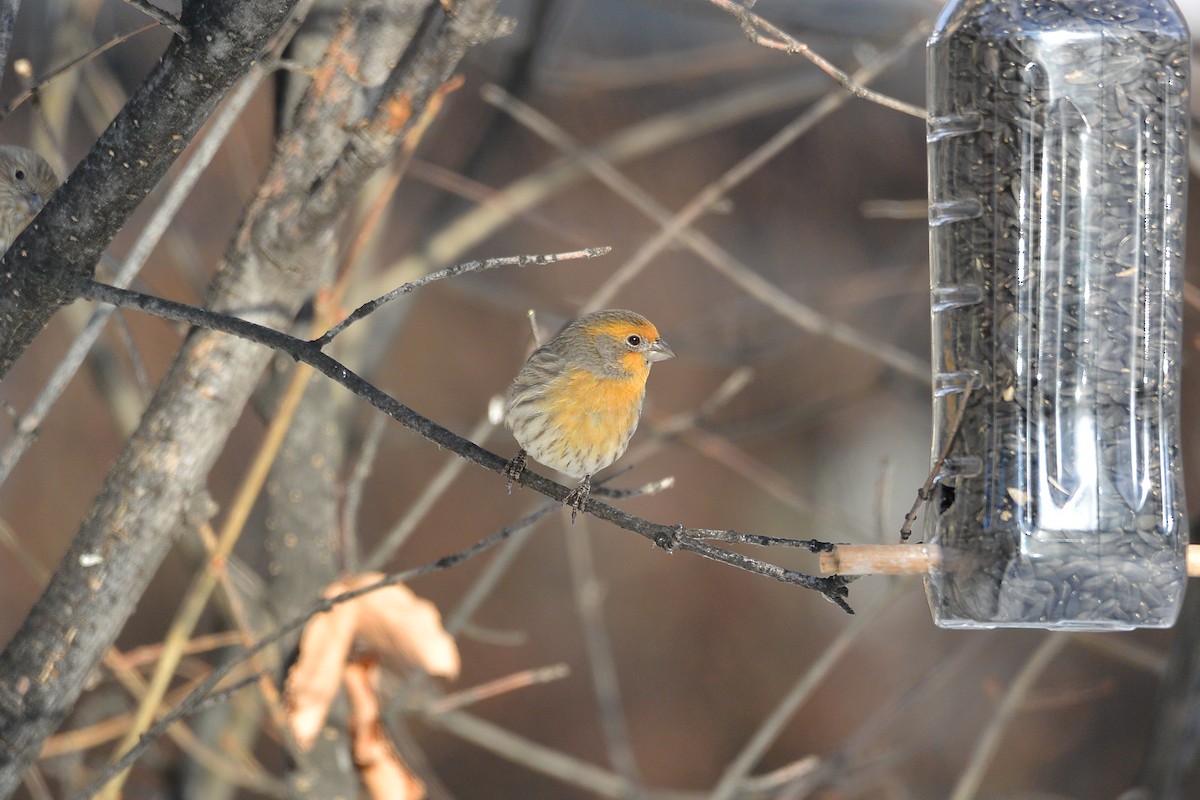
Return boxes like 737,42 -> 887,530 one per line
626,334 -> 641,347
13,169 -> 24,181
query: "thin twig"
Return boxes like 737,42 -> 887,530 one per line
455,623 -> 527,647
874,458 -> 893,541
364,416 -> 496,571
0,61 -> 271,488
708,0 -> 927,119
122,0 -> 190,40
690,528 -> 837,551
104,306 -> 152,401
79,278 -> 850,609
425,710 -> 642,799
0,22 -> 160,120
110,632 -> 245,671
708,582 -> 904,800
482,83 -> 928,382
900,380 -> 974,541
948,635 -> 1070,800
576,23 -> 928,385
73,514 -> 550,799
99,325 -> 320,798
0,516 -> 45,582
741,756 -> 823,794
342,410 -> 388,571
362,72 -> 828,310
566,515 -> 644,791
314,247 -> 611,346
424,664 -> 571,715
443,503 -> 556,636
591,475 -> 674,500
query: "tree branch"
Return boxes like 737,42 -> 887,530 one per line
0,1 -> 20,97
73,518 -> 532,799
0,0 -> 299,379
77,277 -> 851,611
122,0 -> 191,41
0,1 -> 502,791
708,0 -> 927,119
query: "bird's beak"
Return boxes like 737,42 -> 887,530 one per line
23,192 -> 44,216
647,339 -> 675,362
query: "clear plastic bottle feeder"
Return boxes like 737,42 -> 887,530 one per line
925,0 -> 1190,629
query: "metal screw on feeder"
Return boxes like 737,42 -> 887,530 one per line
923,0 -> 1190,629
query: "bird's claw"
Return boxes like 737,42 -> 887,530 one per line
564,475 -> 592,524
653,524 -> 683,552
504,450 -> 527,494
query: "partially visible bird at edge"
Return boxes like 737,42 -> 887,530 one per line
504,309 -> 675,522
0,146 -> 58,255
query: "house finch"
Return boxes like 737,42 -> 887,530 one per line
0,146 -> 58,254
504,309 -> 675,520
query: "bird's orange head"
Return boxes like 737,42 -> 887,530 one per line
554,309 -> 674,380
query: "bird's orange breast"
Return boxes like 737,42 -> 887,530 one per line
531,366 -> 646,477
552,366 -> 647,419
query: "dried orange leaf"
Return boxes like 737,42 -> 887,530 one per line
352,573 -> 460,679
346,659 -> 425,800
284,573 -> 459,751
285,591 -> 361,750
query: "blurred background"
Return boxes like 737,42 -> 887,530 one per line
2,0 -> 1200,797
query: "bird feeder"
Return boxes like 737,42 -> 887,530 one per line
921,0 -> 1190,628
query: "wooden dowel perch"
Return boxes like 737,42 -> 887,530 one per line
819,544 -> 941,575
821,543 -> 1200,577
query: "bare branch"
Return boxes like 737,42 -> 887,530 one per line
711,583 -> 910,800
0,2 -> 502,789
483,83 -> 927,381
73,516 -> 546,798
708,0 -> 928,119
0,0 -> 301,380
0,1 -> 19,97
314,247 -> 611,346
1,23 -> 161,119
77,278 -> 852,610
900,380 -> 975,541
566,516 -> 643,789
423,664 -> 571,715
576,23 -> 928,386
0,60 -> 272,489
949,636 -> 1070,800
121,0 -> 191,41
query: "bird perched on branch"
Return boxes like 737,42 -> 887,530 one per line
0,146 -> 58,255
504,309 -> 675,520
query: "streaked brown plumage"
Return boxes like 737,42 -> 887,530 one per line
504,309 -> 674,519
0,146 -> 58,254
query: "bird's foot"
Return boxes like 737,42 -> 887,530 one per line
564,475 -> 591,524
504,450 -> 527,494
